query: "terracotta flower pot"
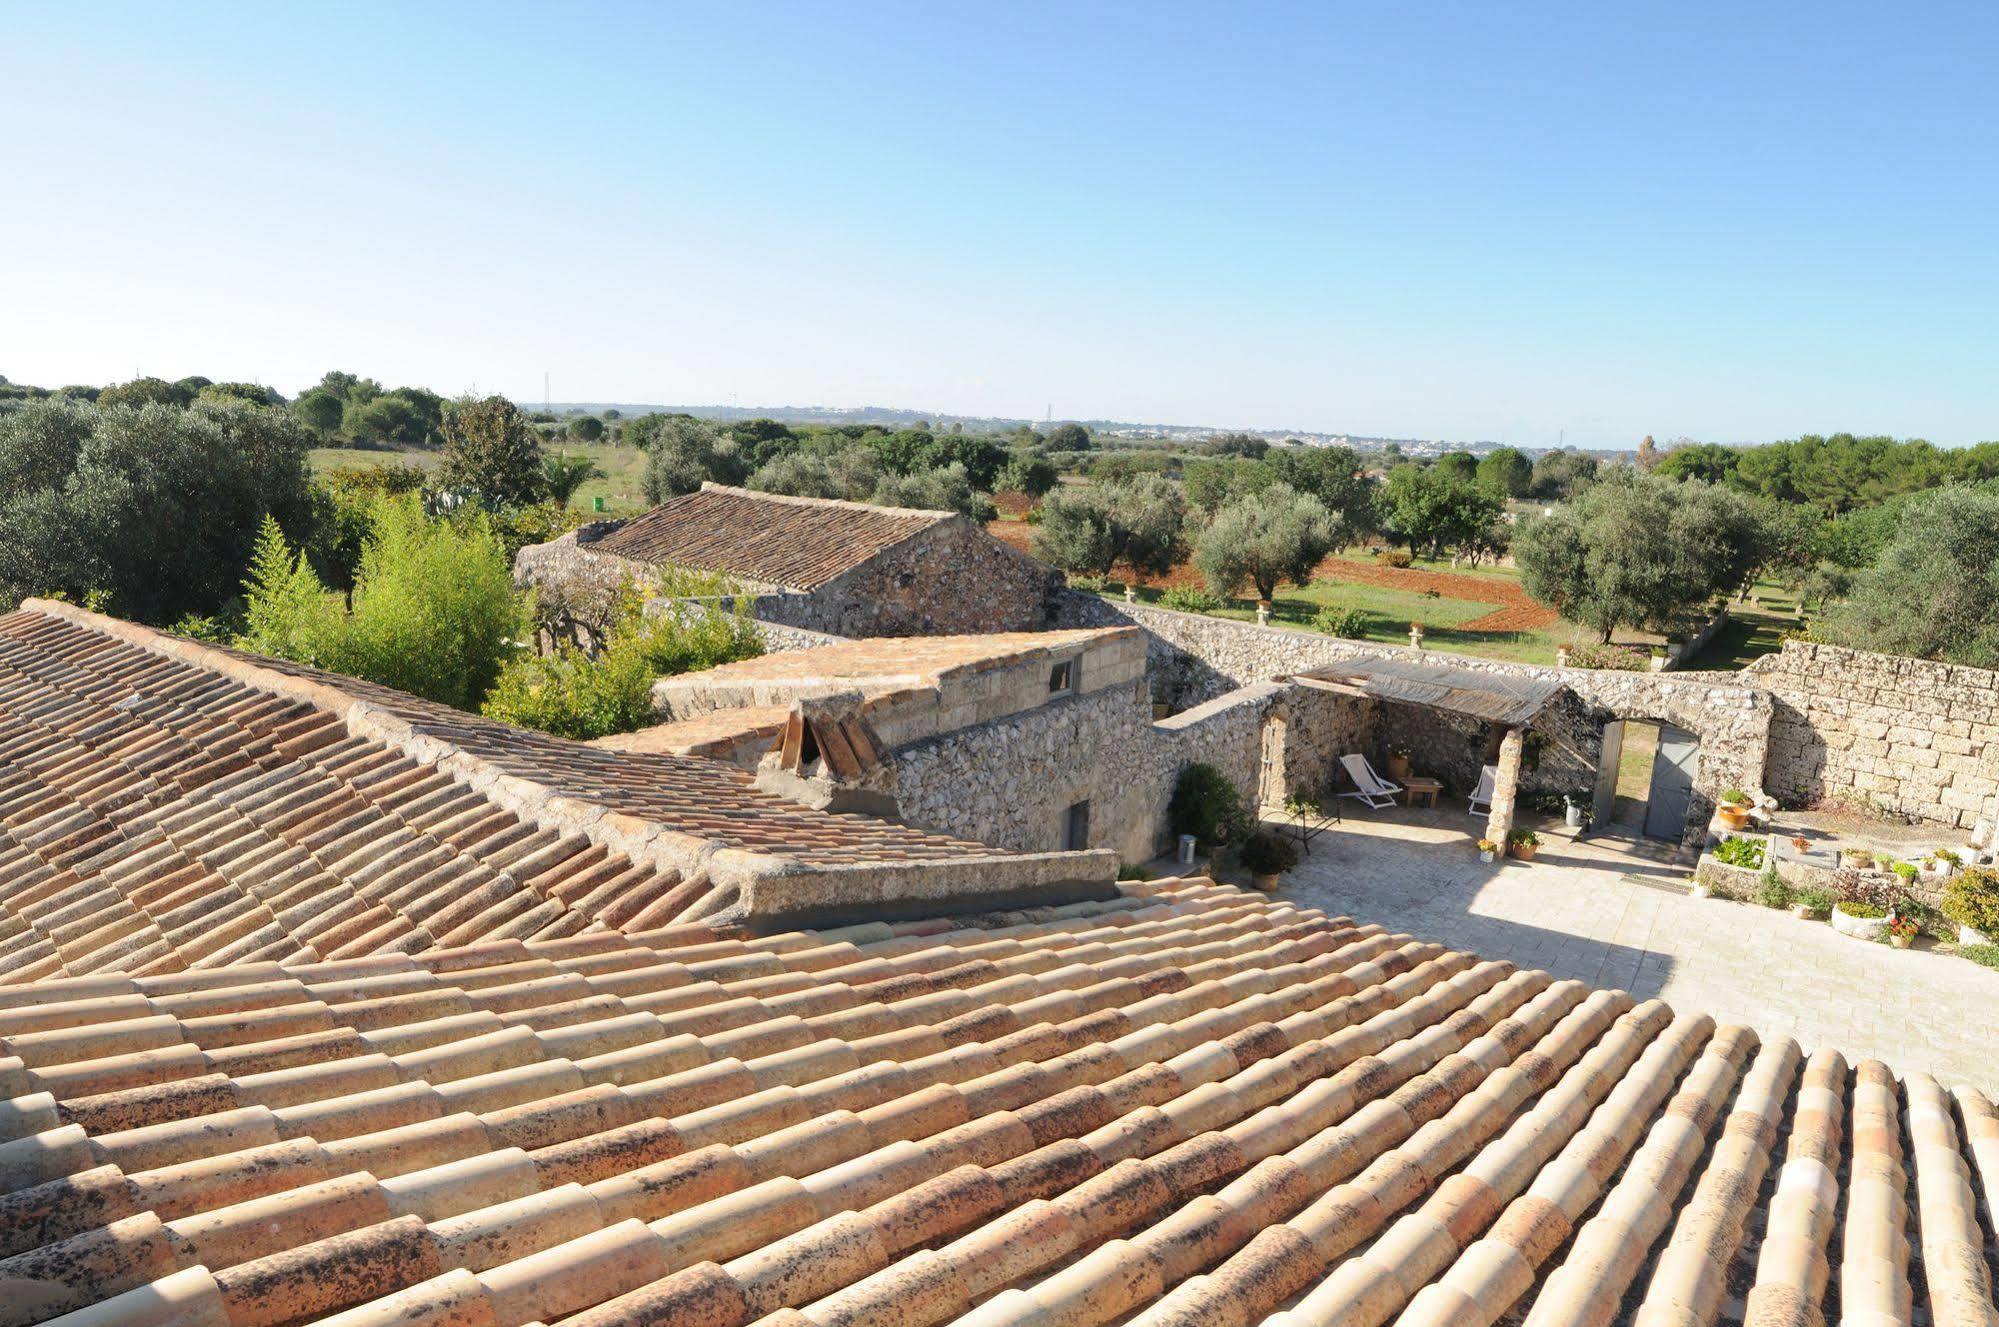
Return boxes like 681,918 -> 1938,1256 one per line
1790,903 -> 1814,920
1511,843 -> 1537,862
1889,934 -> 1912,950
1250,872 -> 1280,893
1387,755 -> 1412,781
1716,803 -> 1750,831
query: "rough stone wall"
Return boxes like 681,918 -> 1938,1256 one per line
778,520 -> 1065,638
1750,641 -> 1999,828
887,678 -> 1372,863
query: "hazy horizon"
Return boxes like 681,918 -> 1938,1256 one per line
5,2 -> 1996,449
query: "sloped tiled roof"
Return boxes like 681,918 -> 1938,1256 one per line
1,876 -> 1993,1327
0,605 -> 1068,983
590,484 -> 955,590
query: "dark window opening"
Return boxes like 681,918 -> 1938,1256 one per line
1049,660 -> 1076,694
1063,800 -> 1091,851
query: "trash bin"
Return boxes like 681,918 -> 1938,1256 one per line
1177,834 -> 1197,865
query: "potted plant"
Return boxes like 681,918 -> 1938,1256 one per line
1477,838 -> 1499,865
1942,866 -> 1999,946
1386,745 -> 1413,781
1886,913 -> 1918,949
1790,835 -> 1811,854
1830,871 -> 1900,941
1508,827 -> 1540,862
1841,846 -> 1876,871
1891,861 -> 1919,889
1238,829 -> 1300,892
1715,789 -> 1753,831
1922,848 -> 1960,878
1792,886 -> 1834,921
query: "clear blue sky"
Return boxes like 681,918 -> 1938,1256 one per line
4,2 -> 1995,447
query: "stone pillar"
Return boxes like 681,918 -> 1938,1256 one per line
1256,602 -> 1271,626
1484,725 -> 1525,851
1409,623 -> 1425,650
1556,645 -> 1571,669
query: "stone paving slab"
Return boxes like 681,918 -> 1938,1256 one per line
1259,808 -> 1999,1092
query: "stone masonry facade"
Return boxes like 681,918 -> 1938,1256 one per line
1749,640 -> 1999,828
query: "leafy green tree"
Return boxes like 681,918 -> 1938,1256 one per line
641,417 -> 748,502
1262,445 -> 1379,536
439,396 -> 548,507
95,376 -> 193,409
1656,442 -> 1739,485
871,462 -> 995,521
1198,432 -> 1269,459
1194,483 -> 1339,604
567,415 -> 607,443
0,397 -> 311,622
346,392 -> 434,447
1043,422 -> 1091,451
1379,463 -> 1505,559
748,446 -> 881,502
726,418 -> 795,466
995,450 -> 1059,498
1434,450 -> 1479,480
1817,487 -> 1999,666
292,389 -> 345,435
236,497 -> 529,709
1182,456 -> 1275,516
1514,470 -> 1765,640
1032,475 -> 1186,579
198,382 -> 284,407
1529,448 -> 1597,499
1475,447 -> 1532,497
306,371 -> 380,403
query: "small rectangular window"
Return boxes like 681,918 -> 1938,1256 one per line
1063,800 -> 1091,851
1049,659 -> 1076,694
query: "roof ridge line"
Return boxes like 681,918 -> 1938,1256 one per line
696,480 -> 959,522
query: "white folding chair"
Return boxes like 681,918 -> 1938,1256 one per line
1338,754 -> 1403,810
1468,764 -> 1498,818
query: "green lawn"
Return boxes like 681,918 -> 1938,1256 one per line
1115,582 -> 1583,665
1682,578 -> 1805,670
309,443 -> 653,516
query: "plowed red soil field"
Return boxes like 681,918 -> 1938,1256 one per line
988,521 -> 1557,632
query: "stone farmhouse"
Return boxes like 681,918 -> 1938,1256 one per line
516,484 -> 1064,639
1,527 -> 1997,1326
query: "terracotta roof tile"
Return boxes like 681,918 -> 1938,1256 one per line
0,606 -> 1059,984
2,874 -> 1994,1327
591,485 -> 954,591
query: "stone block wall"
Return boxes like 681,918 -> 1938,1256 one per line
1750,641 -> 1999,828
887,677 -> 1373,863
772,520 -> 1066,638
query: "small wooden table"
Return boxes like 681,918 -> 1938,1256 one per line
1403,777 -> 1442,809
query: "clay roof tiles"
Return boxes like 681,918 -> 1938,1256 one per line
0,875 -> 1993,1327
590,484 -> 956,591
0,605 -> 1030,984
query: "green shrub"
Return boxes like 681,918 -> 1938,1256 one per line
1837,900 -> 1888,919
1794,885 -> 1835,917
1378,548 -> 1413,568
1312,605 -> 1368,638
1116,863 -> 1156,882
1169,763 -> 1249,850
1754,870 -> 1792,909
1960,944 -> 1999,970
483,585 -> 763,739
1836,866 -> 1904,914
1713,835 -> 1766,870
1237,830 -> 1299,876
237,498 -> 530,711
1069,574 -> 1109,594
1891,861 -> 1919,885
1942,866 -> 1999,935
1566,641 -> 1649,671
1160,585 -> 1221,614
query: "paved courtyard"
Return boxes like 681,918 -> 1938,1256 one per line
1237,808 -> 1999,1092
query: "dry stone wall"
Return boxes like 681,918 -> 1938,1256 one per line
1750,641 -> 1999,828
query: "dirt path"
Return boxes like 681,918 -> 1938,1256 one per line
989,522 -> 1557,631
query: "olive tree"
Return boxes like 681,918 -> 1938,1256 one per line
1817,486 -> 1999,666
439,396 -> 548,507
1031,475 -> 1186,579
1514,469 -> 1764,640
1194,483 -> 1340,605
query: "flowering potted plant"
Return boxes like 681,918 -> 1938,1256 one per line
1715,789 -> 1753,832
1841,846 -> 1876,871
1886,914 -> 1918,949
1386,745 -> 1413,781
1508,827 -> 1540,862
1477,838 -> 1499,865
1922,848 -> 1960,878
1790,835 -> 1811,854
